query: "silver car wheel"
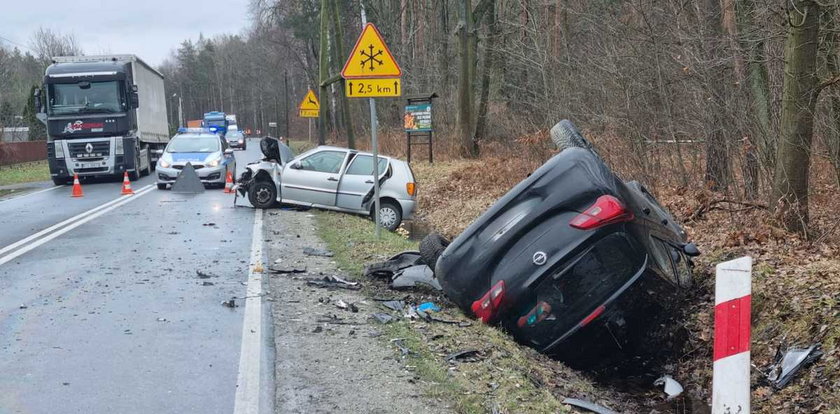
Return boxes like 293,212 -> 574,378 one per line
379,206 -> 398,228
255,187 -> 272,205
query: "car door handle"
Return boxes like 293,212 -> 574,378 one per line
365,180 -> 374,184
327,177 -> 339,182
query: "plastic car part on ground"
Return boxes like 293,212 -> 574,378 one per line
364,251 -> 442,291
171,163 -> 205,194
765,343 -> 823,389
561,398 -> 619,414
654,375 -> 684,400
305,275 -> 361,290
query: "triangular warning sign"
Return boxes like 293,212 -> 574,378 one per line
341,23 -> 401,79
299,89 -> 320,110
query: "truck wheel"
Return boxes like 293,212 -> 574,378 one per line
141,149 -> 151,177
419,233 -> 450,269
129,153 -> 141,181
52,177 -> 68,186
248,181 -> 277,209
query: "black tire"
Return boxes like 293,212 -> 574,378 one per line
157,183 -> 167,190
52,177 -> 68,186
141,149 -> 151,177
129,152 -> 141,181
249,180 -> 277,209
376,201 -> 402,231
419,233 -> 450,269
550,120 -> 597,155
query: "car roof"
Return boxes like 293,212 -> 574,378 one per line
173,133 -> 219,139
309,145 -> 394,161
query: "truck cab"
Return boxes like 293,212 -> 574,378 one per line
36,55 -> 169,185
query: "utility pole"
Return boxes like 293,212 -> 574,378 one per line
360,3 -> 382,238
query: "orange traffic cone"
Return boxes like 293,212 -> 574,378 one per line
121,171 -> 134,195
71,173 -> 83,198
223,170 -> 234,194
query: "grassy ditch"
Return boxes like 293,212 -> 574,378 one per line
0,161 -> 50,186
314,211 -> 576,414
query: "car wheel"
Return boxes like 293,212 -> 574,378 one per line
157,183 -> 167,190
376,201 -> 402,232
249,181 -> 277,209
420,233 -> 450,269
550,120 -> 598,155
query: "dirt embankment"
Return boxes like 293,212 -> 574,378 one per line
409,153 -> 840,413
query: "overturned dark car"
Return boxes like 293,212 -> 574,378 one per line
429,120 -> 699,367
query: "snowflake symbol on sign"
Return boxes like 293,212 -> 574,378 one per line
360,44 -> 384,72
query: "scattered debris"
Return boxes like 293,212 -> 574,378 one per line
766,343 -> 823,389
445,349 -> 483,363
196,270 -> 216,279
306,275 -> 361,290
221,298 -> 237,308
654,375 -> 684,400
202,222 -> 216,227
312,326 -> 323,333
417,302 -> 440,312
349,303 -> 359,313
381,300 -> 406,312
19,304 -> 27,309
201,281 -> 214,286
335,299 -> 349,310
391,338 -> 412,356
303,247 -> 334,257
371,313 -> 394,324
561,398 -> 619,414
365,251 -> 423,278
156,317 -> 168,322
316,314 -> 362,325
268,265 -> 307,274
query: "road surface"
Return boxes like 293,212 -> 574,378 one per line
0,139 -> 272,413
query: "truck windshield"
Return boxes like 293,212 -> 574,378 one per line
48,81 -> 124,115
167,136 -> 220,153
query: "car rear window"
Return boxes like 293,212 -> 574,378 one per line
510,232 -> 644,347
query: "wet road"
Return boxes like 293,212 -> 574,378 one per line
0,139 -> 272,413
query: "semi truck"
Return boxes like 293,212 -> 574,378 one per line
34,54 -> 170,185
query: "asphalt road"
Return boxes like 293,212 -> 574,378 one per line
0,139 -> 272,413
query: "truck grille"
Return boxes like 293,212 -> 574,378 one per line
69,141 -> 110,160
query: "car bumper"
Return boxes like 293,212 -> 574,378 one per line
156,165 -> 226,185
397,199 -> 416,220
228,141 -> 246,148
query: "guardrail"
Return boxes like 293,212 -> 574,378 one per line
0,141 -> 48,166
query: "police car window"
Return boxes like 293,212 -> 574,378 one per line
346,155 -> 388,176
167,136 -> 220,153
299,151 -> 345,173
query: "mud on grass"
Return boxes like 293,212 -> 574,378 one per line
315,211 -> 638,413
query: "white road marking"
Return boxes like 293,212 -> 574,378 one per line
234,208 -> 265,414
0,185 -> 155,266
0,185 -> 61,203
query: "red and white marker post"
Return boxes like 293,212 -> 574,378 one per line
712,256 -> 753,414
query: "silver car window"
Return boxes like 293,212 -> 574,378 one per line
299,150 -> 345,173
346,155 -> 388,176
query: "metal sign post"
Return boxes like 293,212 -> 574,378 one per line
348,8 -> 401,238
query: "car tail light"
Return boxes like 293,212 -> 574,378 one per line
579,305 -> 605,327
406,182 -> 416,196
471,280 -> 506,323
569,195 -> 634,230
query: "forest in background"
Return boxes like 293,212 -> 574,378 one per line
2,1 -> 840,235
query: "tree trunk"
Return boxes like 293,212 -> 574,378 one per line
702,0 -> 731,191
771,0 -> 821,234
330,0 -> 355,148
458,0 -> 478,157
318,0 -> 330,145
474,1 -> 497,144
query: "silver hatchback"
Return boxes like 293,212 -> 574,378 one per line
238,141 -> 417,231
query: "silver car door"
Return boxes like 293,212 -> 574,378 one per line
336,154 -> 389,211
280,149 -> 348,206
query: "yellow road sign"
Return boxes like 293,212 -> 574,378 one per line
299,109 -> 318,118
341,23 -> 401,79
345,78 -> 401,98
298,89 -> 320,111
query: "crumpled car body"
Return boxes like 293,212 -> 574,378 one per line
434,123 -> 696,366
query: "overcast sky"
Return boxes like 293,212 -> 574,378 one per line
0,0 -> 253,67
